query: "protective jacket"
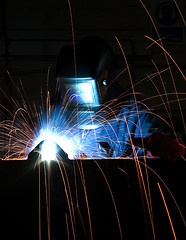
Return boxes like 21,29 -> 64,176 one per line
75,97 -> 170,159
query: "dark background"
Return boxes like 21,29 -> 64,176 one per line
0,155 -> 185,240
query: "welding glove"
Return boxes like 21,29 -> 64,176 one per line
144,133 -> 185,163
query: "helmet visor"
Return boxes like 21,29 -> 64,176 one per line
60,77 -> 101,108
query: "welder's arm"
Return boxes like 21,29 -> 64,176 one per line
133,133 -> 185,163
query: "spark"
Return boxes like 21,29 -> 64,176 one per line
157,182 -> 177,240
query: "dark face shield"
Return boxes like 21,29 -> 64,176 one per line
56,37 -> 116,129
59,77 -> 102,130
60,77 -> 101,109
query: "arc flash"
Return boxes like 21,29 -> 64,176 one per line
40,140 -> 57,162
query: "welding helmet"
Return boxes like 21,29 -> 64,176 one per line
56,37 -> 117,108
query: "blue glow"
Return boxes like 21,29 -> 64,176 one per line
30,96 -> 101,160
102,79 -> 107,86
80,124 -> 100,130
30,102 -> 89,160
32,125 -> 79,159
41,140 -> 57,162
61,77 -> 101,108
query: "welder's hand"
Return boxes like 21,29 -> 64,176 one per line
144,133 -> 185,163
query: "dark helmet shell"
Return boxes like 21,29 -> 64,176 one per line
56,37 -> 117,83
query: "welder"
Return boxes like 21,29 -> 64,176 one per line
55,36 -> 185,162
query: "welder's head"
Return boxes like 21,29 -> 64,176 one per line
56,37 -> 117,107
